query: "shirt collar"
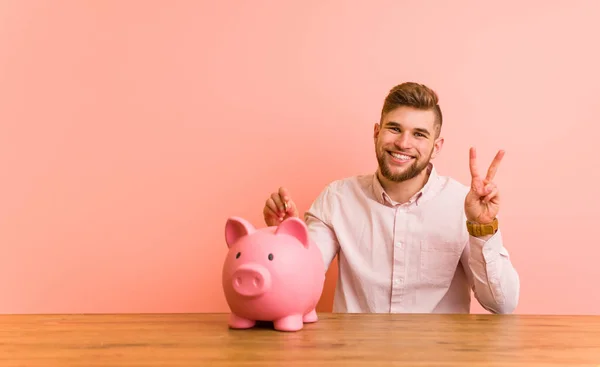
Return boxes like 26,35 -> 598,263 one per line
372,163 -> 439,207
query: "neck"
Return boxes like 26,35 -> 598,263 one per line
377,166 -> 431,204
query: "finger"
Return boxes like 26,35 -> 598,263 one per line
278,187 -> 291,209
271,192 -> 286,213
486,150 -> 505,181
263,201 -> 282,225
286,200 -> 299,216
483,187 -> 499,203
480,182 -> 496,198
472,180 -> 492,197
266,197 -> 282,217
278,187 -> 291,201
279,187 -> 297,213
471,176 -> 484,195
469,147 -> 480,179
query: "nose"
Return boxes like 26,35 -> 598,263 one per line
394,132 -> 413,150
232,264 -> 271,297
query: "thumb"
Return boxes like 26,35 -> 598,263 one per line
288,201 -> 300,217
282,199 -> 299,218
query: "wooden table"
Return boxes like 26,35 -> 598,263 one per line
1,313 -> 599,366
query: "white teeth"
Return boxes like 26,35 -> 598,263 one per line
390,152 -> 413,160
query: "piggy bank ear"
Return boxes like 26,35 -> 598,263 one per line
275,217 -> 309,249
225,217 -> 256,248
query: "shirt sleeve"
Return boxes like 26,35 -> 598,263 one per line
303,185 -> 340,271
460,228 -> 521,314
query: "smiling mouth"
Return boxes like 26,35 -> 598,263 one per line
387,151 -> 415,162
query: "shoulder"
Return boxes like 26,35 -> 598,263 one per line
307,174 -> 370,210
428,164 -> 469,192
426,176 -> 471,229
319,174 -> 372,198
428,169 -> 471,205
421,170 -> 471,226
441,175 -> 470,195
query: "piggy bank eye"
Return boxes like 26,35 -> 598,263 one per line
268,253 -> 273,261
235,252 -> 241,259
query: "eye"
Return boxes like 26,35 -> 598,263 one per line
235,252 -> 241,259
268,253 -> 274,261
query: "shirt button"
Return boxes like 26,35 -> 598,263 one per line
393,279 -> 400,286
396,242 -> 403,248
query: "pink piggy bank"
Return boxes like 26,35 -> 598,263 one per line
222,216 -> 326,332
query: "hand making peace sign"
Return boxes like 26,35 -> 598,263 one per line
464,147 -> 505,224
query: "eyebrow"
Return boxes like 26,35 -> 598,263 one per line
385,121 -> 431,136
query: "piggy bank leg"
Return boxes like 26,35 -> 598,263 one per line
228,313 -> 256,329
303,309 -> 318,323
273,315 -> 303,332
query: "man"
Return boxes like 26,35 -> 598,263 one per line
262,82 -> 520,314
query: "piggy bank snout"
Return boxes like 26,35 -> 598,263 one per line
232,264 -> 271,297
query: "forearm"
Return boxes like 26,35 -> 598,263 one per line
467,230 -> 520,314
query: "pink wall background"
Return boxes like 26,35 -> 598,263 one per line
1,0 -> 599,315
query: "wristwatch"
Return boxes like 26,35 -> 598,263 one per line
466,218 -> 498,237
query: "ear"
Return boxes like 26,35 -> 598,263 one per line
225,217 -> 256,248
274,217 -> 310,249
430,137 -> 444,160
373,122 -> 381,140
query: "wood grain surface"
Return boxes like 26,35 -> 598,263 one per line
1,313 -> 599,366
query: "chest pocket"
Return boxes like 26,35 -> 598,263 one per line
419,241 -> 463,288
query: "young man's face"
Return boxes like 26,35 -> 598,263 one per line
374,106 -> 443,182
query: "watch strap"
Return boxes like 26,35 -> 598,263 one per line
466,218 -> 498,237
